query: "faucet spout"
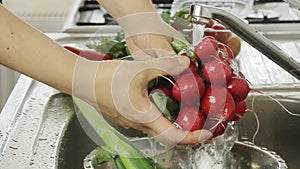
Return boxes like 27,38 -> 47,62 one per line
190,4 -> 300,81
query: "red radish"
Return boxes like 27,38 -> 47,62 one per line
217,43 -> 235,60
205,19 -> 215,28
201,85 -> 227,115
172,73 -> 205,105
227,77 -> 250,102
64,46 -> 113,61
204,20 -> 216,37
181,60 -> 199,75
235,100 -> 247,116
211,23 -> 230,44
194,36 -> 218,63
221,93 -> 236,120
202,58 -> 233,85
213,122 -> 227,137
201,86 -> 236,121
232,100 -> 247,121
204,119 -> 228,137
175,106 -> 206,131
64,46 -> 81,54
206,91 -> 236,121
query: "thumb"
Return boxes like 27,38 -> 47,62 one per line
143,55 -> 190,81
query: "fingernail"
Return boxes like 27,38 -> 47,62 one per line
198,130 -> 213,143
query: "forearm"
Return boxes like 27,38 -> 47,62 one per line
97,0 -> 156,18
0,5 -> 76,94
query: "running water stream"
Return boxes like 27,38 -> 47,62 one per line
192,23 -> 205,47
151,23 -> 240,169
146,121 -> 239,169
192,121 -> 239,169
190,19 -> 240,169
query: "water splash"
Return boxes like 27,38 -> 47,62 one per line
192,23 -> 205,47
193,121 -> 239,169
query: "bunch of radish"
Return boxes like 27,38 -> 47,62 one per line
63,20 -> 251,138
150,21 -> 251,138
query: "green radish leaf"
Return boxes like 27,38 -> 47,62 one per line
171,39 -> 188,53
151,92 -> 174,122
160,11 -> 171,24
166,96 -> 179,118
92,146 -> 116,167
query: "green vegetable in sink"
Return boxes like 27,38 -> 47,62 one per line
73,97 -> 165,169
86,31 -> 130,59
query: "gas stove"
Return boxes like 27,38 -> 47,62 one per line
62,0 -> 174,33
62,0 -> 300,34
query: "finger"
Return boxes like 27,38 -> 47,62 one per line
126,34 -> 176,58
145,113 -> 213,145
142,55 -> 190,81
110,56 -> 188,124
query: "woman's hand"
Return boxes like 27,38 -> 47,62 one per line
72,56 -> 213,145
64,45 -> 212,146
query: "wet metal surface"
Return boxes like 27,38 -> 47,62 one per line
239,40 -> 300,85
0,34 -> 300,168
0,76 -> 74,169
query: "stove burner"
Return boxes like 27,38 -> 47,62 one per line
76,0 -> 173,26
247,9 -> 280,20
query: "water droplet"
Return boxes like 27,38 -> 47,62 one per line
9,145 -> 18,150
261,147 -> 268,151
39,138 -> 47,141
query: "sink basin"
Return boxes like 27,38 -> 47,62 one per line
0,77 -> 299,169
82,139 -> 287,169
57,86 -> 299,169
237,86 -> 300,169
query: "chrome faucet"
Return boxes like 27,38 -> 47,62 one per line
190,4 -> 300,80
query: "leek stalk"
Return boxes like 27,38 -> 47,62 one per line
73,97 -> 165,169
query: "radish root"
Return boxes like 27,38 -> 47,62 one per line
245,86 -> 300,144
159,74 -> 175,86
250,88 -> 300,117
245,109 -> 260,144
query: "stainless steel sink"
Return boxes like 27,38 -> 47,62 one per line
1,34 -> 300,169
237,85 -> 300,169
56,86 -> 300,169
82,139 -> 287,169
0,74 -> 299,169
